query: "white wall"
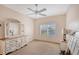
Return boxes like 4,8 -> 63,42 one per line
34,15 -> 66,43
66,5 -> 79,31
0,5 -> 34,39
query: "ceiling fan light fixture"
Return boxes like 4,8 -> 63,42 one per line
27,4 -> 47,17
35,4 -> 38,6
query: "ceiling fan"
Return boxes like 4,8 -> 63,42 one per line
27,4 -> 47,16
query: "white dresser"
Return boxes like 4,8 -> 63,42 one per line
0,35 -> 33,55
0,19 -> 33,55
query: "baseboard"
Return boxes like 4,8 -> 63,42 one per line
34,39 -> 60,44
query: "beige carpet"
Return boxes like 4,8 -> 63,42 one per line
8,40 -> 60,55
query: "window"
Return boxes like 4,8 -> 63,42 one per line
40,22 -> 57,37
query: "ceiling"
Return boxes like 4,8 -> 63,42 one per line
4,4 -> 70,19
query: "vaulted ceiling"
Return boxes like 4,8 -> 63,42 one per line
4,4 -> 70,19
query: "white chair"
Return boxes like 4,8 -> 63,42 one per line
68,36 -> 74,51
70,37 -> 77,54
73,39 -> 79,55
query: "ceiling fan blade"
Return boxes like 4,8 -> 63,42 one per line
35,4 -> 38,7
39,13 -> 47,16
26,13 -> 35,15
38,8 -> 47,13
27,8 -> 35,12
